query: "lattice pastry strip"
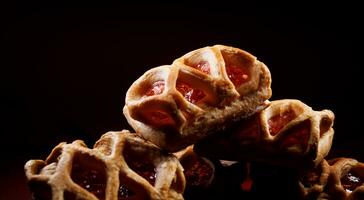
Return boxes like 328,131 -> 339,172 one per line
299,158 -> 364,200
299,159 -> 331,199
195,99 -> 335,168
124,45 -> 272,152
24,130 -> 186,200
174,146 -> 215,189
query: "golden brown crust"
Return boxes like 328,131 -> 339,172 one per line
124,45 -> 272,152
299,158 -> 364,200
328,158 -> 364,200
298,160 -> 331,199
24,130 -> 186,200
195,99 -> 335,168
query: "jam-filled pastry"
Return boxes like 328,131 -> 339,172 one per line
123,45 -> 272,151
24,130 -> 186,200
195,99 -> 335,168
174,145 -> 215,188
299,158 -> 364,200
328,158 -> 364,200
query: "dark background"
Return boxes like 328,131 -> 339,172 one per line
1,3 -> 363,199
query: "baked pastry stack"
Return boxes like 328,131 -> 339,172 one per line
194,99 -> 335,168
123,45 -> 272,151
25,131 -> 185,200
25,45 -> 361,200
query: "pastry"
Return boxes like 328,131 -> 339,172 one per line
24,130 -> 185,200
299,158 -> 364,200
299,159 -> 331,199
195,99 -> 335,168
174,145 -> 215,188
328,158 -> 364,200
123,45 -> 272,151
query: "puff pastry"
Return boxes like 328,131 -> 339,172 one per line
124,45 -> 272,151
195,99 -> 335,168
24,130 -> 185,200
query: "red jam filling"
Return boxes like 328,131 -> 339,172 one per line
234,115 -> 260,140
71,164 -> 106,200
145,81 -> 165,96
124,153 -> 157,185
144,110 -> 176,128
240,163 -> 253,192
240,177 -> 253,192
118,185 -> 135,199
176,82 -> 206,104
226,65 -> 250,87
181,155 -> 214,187
118,153 -> 156,198
268,109 -> 297,136
341,170 -> 363,193
280,120 -> 310,150
193,60 -> 210,74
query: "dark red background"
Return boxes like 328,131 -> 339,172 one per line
1,3 -> 363,199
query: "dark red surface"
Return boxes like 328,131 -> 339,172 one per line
1,3 -> 363,200
71,164 -> 107,200
234,114 -> 261,141
279,120 -> 311,150
0,160 -> 32,200
181,156 -> 214,187
226,65 -> 250,87
143,109 -> 176,128
341,171 -> 363,193
268,109 -> 297,136
123,153 -> 157,185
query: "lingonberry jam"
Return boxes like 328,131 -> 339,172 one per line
124,153 -> 157,185
240,177 -> 253,192
118,185 -> 135,199
234,114 -> 260,141
71,164 -> 106,200
181,155 -> 214,187
117,152 -> 157,199
268,109 -> 297,136
341,170 -> 363,193
145,81 -> 165,96
176,82 -> 206,104
226,65 -> 250,87
145,110 -> 176,128
280,120 -> 310,150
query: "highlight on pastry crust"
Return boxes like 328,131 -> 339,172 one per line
299,158 -> 364,200
24,130 -> 186,200
194,99 -> 335,168
123,45 -> 272,152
